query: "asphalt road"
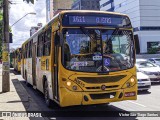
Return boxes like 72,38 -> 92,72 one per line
14,70 -> 160,120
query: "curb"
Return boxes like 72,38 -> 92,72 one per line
13,78 -> 40,111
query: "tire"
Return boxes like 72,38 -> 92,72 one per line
44,81 -> 52,107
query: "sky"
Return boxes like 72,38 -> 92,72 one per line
9,0 -> 46,49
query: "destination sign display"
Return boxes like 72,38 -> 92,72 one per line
62,13 -> 131,27
69,16 -> 123,26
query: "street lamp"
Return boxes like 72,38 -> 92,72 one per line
11,12 -> 36,27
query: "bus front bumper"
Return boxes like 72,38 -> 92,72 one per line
59,84 -> 137,107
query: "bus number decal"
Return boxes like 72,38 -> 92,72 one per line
73,16 -> 85,23
74,79 -> 85,87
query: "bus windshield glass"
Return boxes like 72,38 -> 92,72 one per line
62,28 -> 134,72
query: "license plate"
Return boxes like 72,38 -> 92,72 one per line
125,92 -> 136,97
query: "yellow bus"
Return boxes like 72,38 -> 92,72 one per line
12,48 -> 21,72
21,10 -> 137,107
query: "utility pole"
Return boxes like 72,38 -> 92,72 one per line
2,0 -> 10,92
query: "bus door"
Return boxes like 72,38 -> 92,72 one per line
32,42 -> 37,87
22,48 -> 25,78
53,32 -> 60,101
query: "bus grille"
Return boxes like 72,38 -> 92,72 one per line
85,85 -> 119,90
86,87 -> 100,89
78,75 -> 126,83
90,92 -> 116,100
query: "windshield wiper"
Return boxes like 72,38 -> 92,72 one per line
80,26 -> 94,40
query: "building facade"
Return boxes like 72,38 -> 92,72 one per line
100,0 -> 160,53
72,0 -> 100,10
46,0 -> 74,22
30,23 -> 42,36
53,0 -> 74,15
46,0 -> 54,22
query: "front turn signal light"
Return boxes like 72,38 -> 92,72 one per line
64,80 -> 83,91
67,81 -> 71,86
122,77 -> 136,89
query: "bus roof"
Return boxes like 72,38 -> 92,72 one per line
22,10 -> 130,47
60,10 -> 128,16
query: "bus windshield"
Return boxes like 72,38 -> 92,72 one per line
62,28 -> 134,72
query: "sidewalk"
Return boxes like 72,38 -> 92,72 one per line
0,64 -> 46,120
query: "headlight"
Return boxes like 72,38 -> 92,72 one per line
62,78 -> 83,91
67,81 -> 71,86
122,77 -> 136,88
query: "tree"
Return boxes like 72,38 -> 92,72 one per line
0,20 -> 2,60
23,0 -> 34,4
0,0 -> 3,59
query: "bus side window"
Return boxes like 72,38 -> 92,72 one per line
25,43 -> 28,58
44,28 -> 51,56
28,40 -> 32,58
37,34 -> 44,57
37,35 -> 41,57
41,34 -> 44,56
